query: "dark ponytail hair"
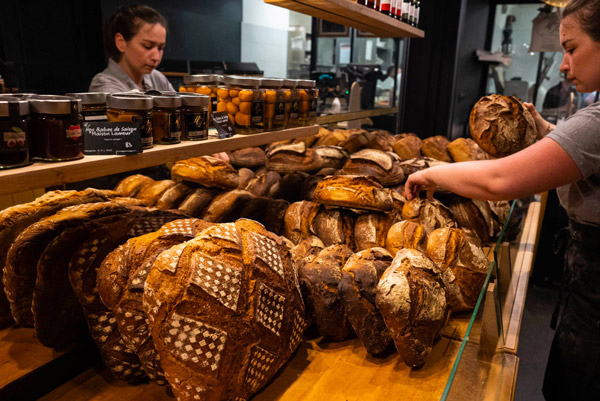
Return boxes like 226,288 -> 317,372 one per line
104,4 -> 167,61
563,0 -> 600,42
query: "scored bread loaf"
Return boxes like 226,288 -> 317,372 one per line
291,236 -> 325,272
298,244 -> 354,341
114,174 -> 155,197
340,149 -> 405,187
313,175 -> 393,212
401,198 -> 456,234
338,129 -> 374,153
385,220 -> 428,255
393,133 -> 422,159
354,212 -> 394,251
426,227 -> 489,312
171,156 -> 240,189
97,218 -> 213,384
202,190 -> 256,223
143,219 -> 306,401
266,142 -> 323,173
283,200 -> 321,244
420,136 -> 452,162
469,94 -> 537,158
269,172 -> 308,202
4,201 -> 134,327
135,180 -> 177,206
310,208 -> 355,247
244,171 -> 281,197
339,247 -> 394,355
68,211 -> 183,383
313,128 -> 349,147
312,146 -> 349,170
237,168 -> 255,190
440,194 -> 494,244
375,248 -> 449,367
0,188 -> 112,328
155,182 -> 195,209
177,187 -> 221,217
365,130 -> 396,152
227,147 -> 267,169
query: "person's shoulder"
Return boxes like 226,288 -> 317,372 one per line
149,69 -> 174,91
89,72 -> 130,93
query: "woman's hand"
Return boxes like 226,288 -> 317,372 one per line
524,102 -> 555,138
404,169 -> 437,200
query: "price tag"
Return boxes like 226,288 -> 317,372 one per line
83,122 -> 143,155
211,112 -> 235,138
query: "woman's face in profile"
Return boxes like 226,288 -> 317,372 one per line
117,22 -> 166,75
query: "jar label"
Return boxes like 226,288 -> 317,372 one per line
274,101 -> 285,122
309,99 -> 317,118
251,101 -> 263,124
4,130 -> 26,143
66,125 -> 82,140
290,100 -> 299,119
185,112 -> 207,138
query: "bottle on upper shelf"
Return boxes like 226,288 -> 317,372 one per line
391,0 -> 400,19
401,0 -> 410,23
414,0 -> 421,27
360,0 -> 379,10
379,0 -> 392,16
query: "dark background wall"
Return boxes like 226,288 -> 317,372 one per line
0,0 -> 242,94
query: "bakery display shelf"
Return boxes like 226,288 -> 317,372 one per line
265,0 -> 424,38
315,107 -> 399,125
0,125 -> 318,197
0,327 -> 100,400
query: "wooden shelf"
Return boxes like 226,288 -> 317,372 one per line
0,125 -> 318,196
265,0 -> 424,38
316,107 -> 398,124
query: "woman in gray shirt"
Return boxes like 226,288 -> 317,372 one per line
405,0 -> 600,399
89,4 -> 174,93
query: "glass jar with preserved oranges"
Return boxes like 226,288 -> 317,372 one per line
282,79 -> 300,128
180,74 -> 221,126
106,93 -> 154,149
217,76 -> 262,135
296,79 -> 318,126
260,78 -> 285,131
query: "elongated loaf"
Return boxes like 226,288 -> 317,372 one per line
171,156 -> 239,189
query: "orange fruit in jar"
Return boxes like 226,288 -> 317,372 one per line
239,90 -> 254,102
217,88 -> 230,99
228,113 -> 235,123
264,103 -> 275,119
264,90 -> 277,103
299,100 -> 309,113
235,112 -> 251,126
179,86 -> 186,92
229,89 -> 239,98
299,90 -> 309,101
239,101 -> 252,114
284,90 -> 291,100
216,101 -> 228,113
196,86 -> 212,96
227,102 -> 239,115
232,96 -> 241,105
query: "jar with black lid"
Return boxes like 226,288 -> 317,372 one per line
149,94 -> 182,144
0,96 -> 32,169
180,93 -> 209,141
66,92 -> 108,121
29,95 -> 84,162
106,93 -> 154,149
181,74 -> 220,124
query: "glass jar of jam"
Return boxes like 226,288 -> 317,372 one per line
29,95 -> 84,162
66,92 -> 108,121
282,79 -> 300,129
181,74 -> 220,126
180,93 -> 209,141
218,76 -> 262,135
149,94 -> 182,144
0,96 -> 32,169
260,78 -> 285,131
106,93 -> 154,149
297,79 -> 318,126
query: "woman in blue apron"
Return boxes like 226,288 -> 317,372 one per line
404,0 -> 600,399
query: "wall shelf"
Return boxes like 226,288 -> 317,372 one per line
0,126 -> 318,196
316,107 -> 398,124
265,0 -> 424,38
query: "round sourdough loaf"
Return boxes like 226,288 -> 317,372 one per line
339,247 -> 394,355
385,220 -> 428,255
375,248 -> 449,368
143,219 -> 306,401
469,94 -> 537,157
